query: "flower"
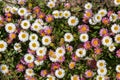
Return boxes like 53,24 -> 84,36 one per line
84,2 -> 92,10
18,8 -> 27,16
114,0 -> 120,6
78,24 -> 89,33
69,62 -> 76,69
11,7 -> 18,14
18,31 -> 29,42
29,33 -> 38,41
63,10 -> 71,19
24,13 -> 33,21
79,33 -> 89,42
98,9 -> 107,17
47,1 -> 55,9
31,22 -> 42,32
84,10 -> 93,18
99,28 -> 108,37
102,36 -> 113,47
16,64 -> 25,72
36,47 -> 47,56
59,11 -> 64,18
71,75 -> 79,80
21,20 -> 30,29
52,10 -> 59,18
64,33 -> 74,42
27,62 -> 34,68
55,68 -> 65,78
51,63 -> 60,70
0,64 -> 9,74
45,15 -> 54,23
116,49 -> 120,58
116,65 -> 120,73
115,34 -> 120,43
55,47 -> 65,57
29,41 -> 40,51
85,70 -> 94,78
83,41 -> 91,50
68,16 -> 79,26
40,70 -> 47,77
110,13 -> 118,22
47,74 -> 55,80
111,24 -> 120,34
102,17 -> 110,25
94,14 -> 102,22
96,75 -> 105,80
14,43 -> 21,51
42,36 -> 51,46
0,40 -> 7,52
24,54 -> 35,63
91,38 -> 100,47
97,60 -> 106,68
35,19 -> 44,25
94,47 -> 102,55
97,68 -> 107,76
108,44 -> 116,52
75,48 -> 86,57
25,68 -> 34,76
5,23 -> 16,33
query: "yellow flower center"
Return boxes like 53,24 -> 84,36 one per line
117,0 -> 120,3
20,10 -> 24,14
27,56 -> 32,60
32,43 -> 36,47
24,22 -> 28,26
21,34 -> 26,38
58,49 -> 63,54
8,26 -> 12,30
71,19 -> 76,24
114,26 -> 119,31
73,76 -> 78,80
39,50 -> 43,54
105,39 -> 109,43
117,37 -> 120,41
0,43 -> 4,48
45,38 -> 49,42
1,66 -> 6,70
79,51 -> 83,54
58,71 -> 62,75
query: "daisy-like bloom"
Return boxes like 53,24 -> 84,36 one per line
34,60 -> 44,66
40,70 -> 48,77
55,47 -> 65,56
52,10 -> 59,18
27,62 -> 34,68
47,1 -> 55,9
14,43 -> 21,51
97,60 -> 106,68
44,26 -> 52,35
94,14 -> 102,22
114,0 -> 120,6
97,68 -> 107,76
116,49 -> 120,58
16,64 -> 25,72
18,7 -> 27,16
68,16 -> 79,26
115,34 -> 120,43
78,24 -> 89,33
0,64 -> 9,74
94,47 -> 102,55
116,65 -> 120,73
96,75 -> 105,80
35,19 -> 44,26
25,68 -> 34,76
10,7 -> 18,14
47,74 -> 56,80
36,47 -> 47,56
49,53 -> 59,62
91,38 -> 100,47
58,56 -> 65,63
66,45 -> 73,52
55,68 -> 65,79
84,2 -> 92,10
33,6 -> 41,14
29,41 -> 40,51
24,13 -> 33,21
21,20 -> 30,29
102,17 -> 110,25
29,33 -> 38,41
116,72 -> 120,80
98,9 -> 107,17
79,33 -> 89,42
85,70 -> 94,78
59,11 -> 64,18
63,10 -> 71,19
0,16 -> 4,26
42,36 -> 51,46
45,15 -> 54,23
5,23 -> 16,33
108,44 -> 116,52
64,33 -> 74,42
110,13 -> 118,22
0,40 -> 7,52
18,31 -> 29,42
89,18 -> 97,25
99,28 -> 108,37
111,24 -> 120,34
69,61 -> 76,69
31,23 -> 42,32
4,6 -> 11,13
75,48 -> 86,57
37,12 -> 45,19
84,41 -> 91,50
84,10 -> 93,19
71,75 -> 79,80
102,36 -> 113,47
24,54 -> 34,63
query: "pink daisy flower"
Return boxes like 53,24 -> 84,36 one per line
91,38 -> 100,47
116,49 -> 120,58
45,14 -> 54,23
16,64 -> 25,72
94,47 -> 102,55
83,41 -> 91,50
78,24 -> 89,33
99,28 -> 108,37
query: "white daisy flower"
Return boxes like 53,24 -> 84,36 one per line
64,33 -> 74,42
5,23 -> 16,33
0,40 -> 7,52
89,18 -> 97,25
47,1 -> 55,9
59,11 -> 64,18
24,13 -> 33,21
52,10 -> 59,18
0,64 -> 9,74
55,68 -> 65,79
36,47 -> 47,56
35,19 -> 44,25
24,54 -> 34,63
29,41 -> 40,51
84,2 -> 92,10
98,9 -> 107,17
18,31 -> 29,42
97,60 -> 106,68
111,24 -> 120,33
42,36 -> 51,46
21,20 -> 30,29
94,14 -> 102,22
71,75 -> 79,80
102,36 -> 113,47
14,43 -> 21,51
79,33 -> 89,42
49,53 -> 59,62
68,16 -> 79,26
31,23 -> 42,32
115,34 -> 120,43
75,48 -> 86,57
11,7 -> 18,14
55,47 -> 65,56
4,6 -> 11,13
116,65 -> 120,73
97,68 -> 107,76
29,33 -> 38,41
110,13 -> 118,22
18,8 -> 27,16
63,10 -> 71,19
47,74 -> 56,80
96,75 -> 105,80
108,44 -> 116,52
34,60 -> 44,66
25,68 -> 34,76
114,0 -> 120,6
